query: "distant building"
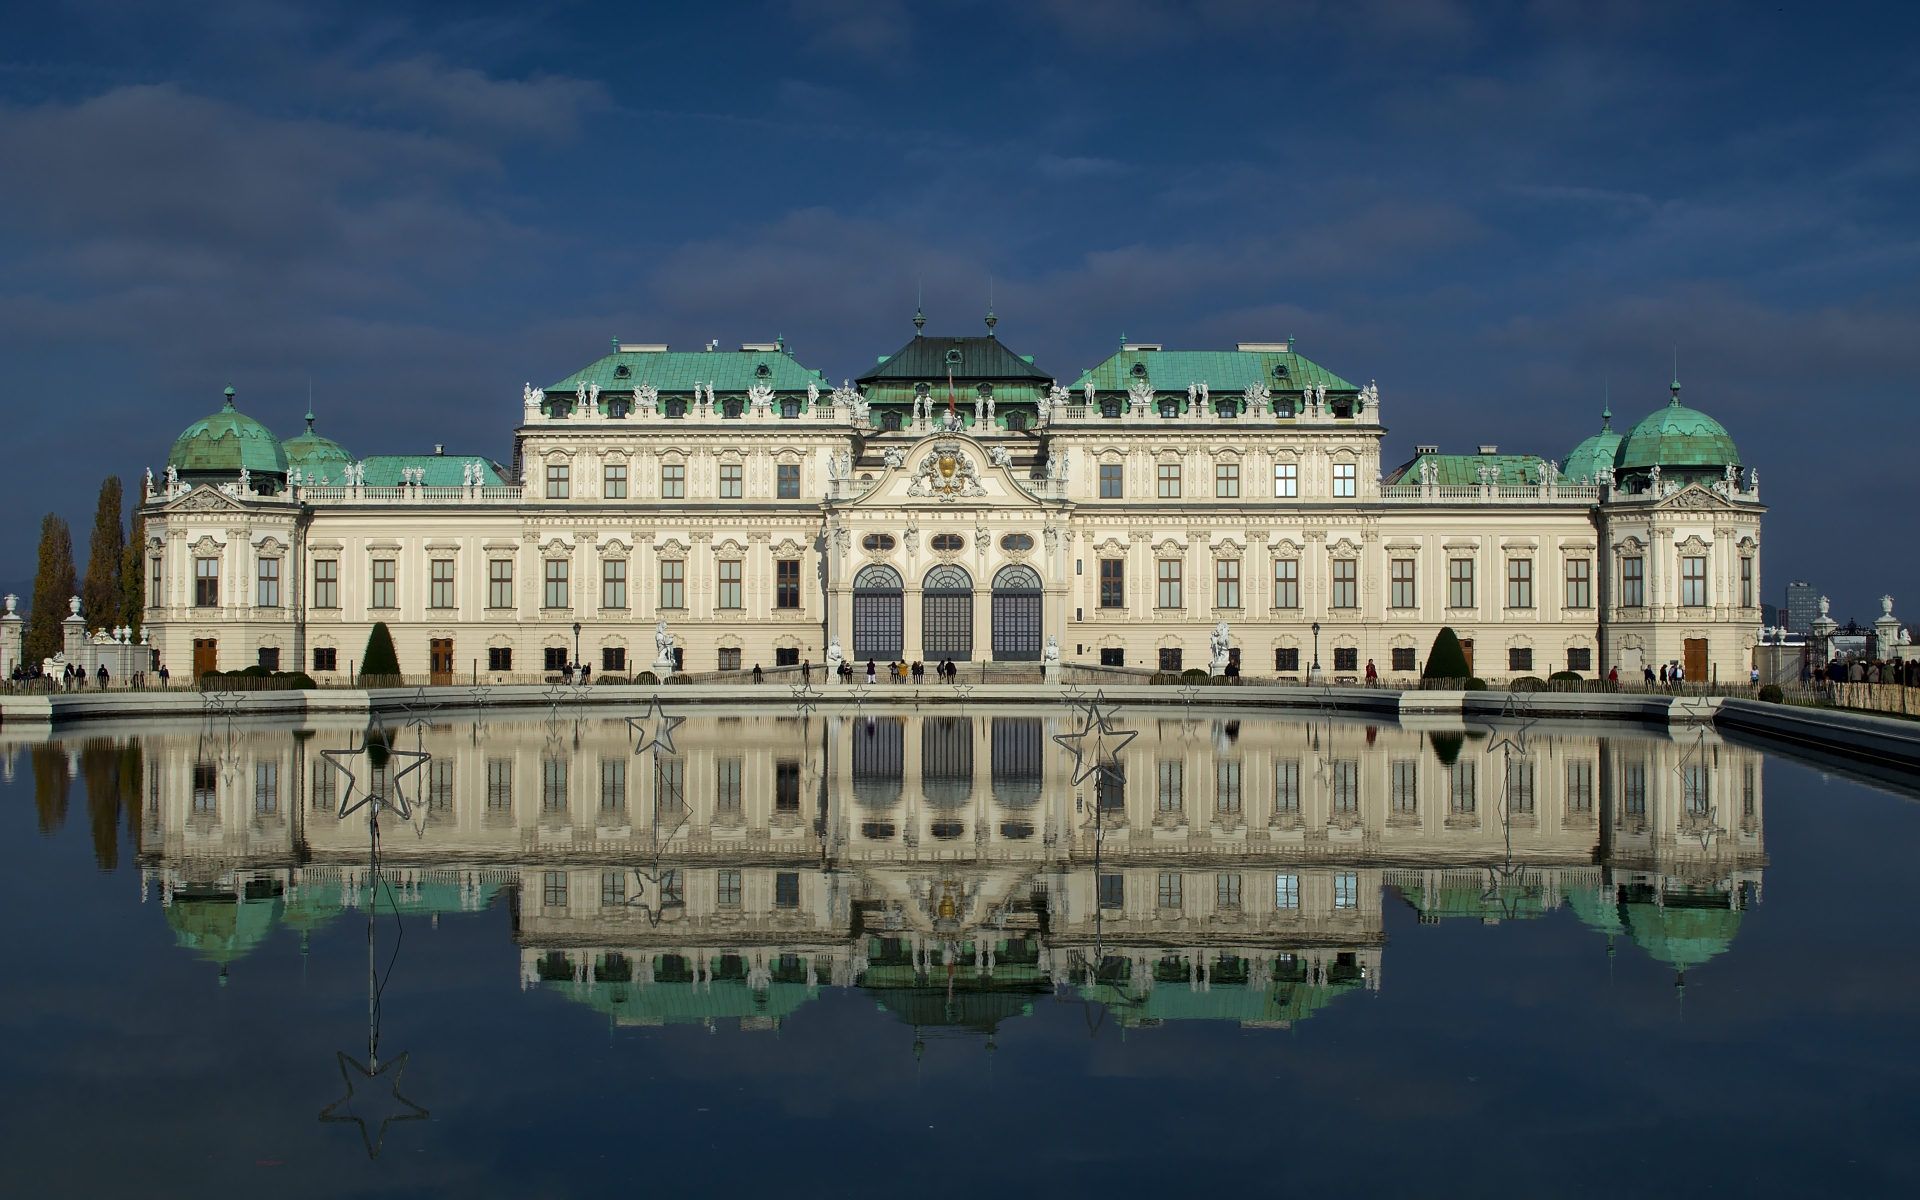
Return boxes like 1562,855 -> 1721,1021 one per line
1784,580 -> 1820,633
1761,602 -> 1778,627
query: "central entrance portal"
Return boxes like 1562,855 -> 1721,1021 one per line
991,564 -> 1043,661
921,564 -> 974,661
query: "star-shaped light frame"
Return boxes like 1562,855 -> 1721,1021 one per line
626,696 -> 684,758
394,685 -> 441,732
790,682 -> 823,715
319,1050 -> 429,1159
200,688 -> 243,720
321,725 -> 431,820
1052,709 -> 1137,788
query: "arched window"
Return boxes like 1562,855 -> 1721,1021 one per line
991,564 -> 1043,661
922,564 -> 974,659
852,564 -> 904,660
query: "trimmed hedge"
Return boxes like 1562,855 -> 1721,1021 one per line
1464,678 -> 1489,691
666,673 -> 692,685
360,622 -> 400,677
1511,676 -> 1547,692
1758,683 -> 1784,703
634,671 -> 660,685
1549,670 -> 1582,683
1423,627 -> 1471,680
1180,668 -> 1212,683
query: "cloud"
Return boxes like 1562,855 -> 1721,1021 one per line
778,0 -> 913,57
323,55 -> 610,144
1036,154 -> 1130,180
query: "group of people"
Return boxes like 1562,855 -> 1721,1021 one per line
6,661 -> 166,690
856,658 -> 961,684
1815,657 -> 1920,686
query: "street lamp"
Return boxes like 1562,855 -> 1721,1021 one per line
572,621 -> 582,672
1310,621 -> 1322,683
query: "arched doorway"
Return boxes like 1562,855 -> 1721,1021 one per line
991,563 -> 1043,661
852,564 -> 903,660
921,564 -> 973,660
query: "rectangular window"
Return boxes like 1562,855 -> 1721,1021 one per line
1157,560 -> 1182,609
1622,556 -> 1644,607
774,872 -> 800,909
1565,558 -> 1591,609
311,759 -> 337,810
1275,873 -> 1299,909
487,647 -> 511,671
1157,760 -> 1183,812
1275,760 -> 1300,814
1507,760 -> 1536,814
1090,559 -> 1122,609
543,871 -> 567,908
1508,559 -> 1533,609
1098,874 -> 1124,909
1100,647 -> 1124,666
602,647 -> 625,673
717,561 -> 742,609
1216,760 -> 1242,815
775,760 -> 801,810
1215,463 -> 1240,498
371,559 -> 396,609
1508,647 -> 1533,672
257,558 -> 280,608
602,871 -> 625,907
718,647 -> 742,671
598,559 -> 627,609
1333,646 -> 1359,672
486,759 -> 512,811
1099,463 -> 1123,498
777,463 -> 800,499
777,559 -> 801,609
487,560 -> 512,609
257,647 -> 280,671
659,560 -> 685,609
1274,560 -> 1299,609
149,557 -> 162,606
544,647 -> 567,672
1450,761 -> 1477,813
1392,760 -> 1417,814
716,757 -> 742,812
544,560 -> 569,609
1682,556 -> 1708,607
719,464 -> 743,499
253,761 -> 278,814
1567,647 -> 1592,673
1684,764 -> 1711,816
1390,558 -> 1415,608
1334,872 -> 1358,909
1274,462 -> 1297,498
660,463 -> 685,499
1157,463 -> 1181,498
1215,560 -> 1240,609
1158,647 -> 1183,672
1741,557 -> 1754,608
1098,771 -> 1125,812
659,869 -> 684,907
546,463 -> 569,499
428,760 -> 453,811
602,463 -> 628,499
1218,873 -> 1242,908
1332,462 -> 1356,497
1391,646 -> 1416,672
1331,559 -> 1357,608
313,559 -> 340,609
1157,872 -> 1183,910
430,559 -> 454,609
1566,760 -> 1594,814
600,759 -> 625,812
1275,647 -> 1300,672
1622,763 -> 1647,817
194,558 -> 219,607
717,869 -> 742,907
542,757 -> 568,812
1331,760 -> 1358,813
313,647 -> 337,672
655,758 -> 685,814
1449,558 -> 1474,609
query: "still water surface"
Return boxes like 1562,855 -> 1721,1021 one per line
1,705 -> 1916,1195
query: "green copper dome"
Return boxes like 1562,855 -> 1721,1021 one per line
1615,380 -> 1740,477
281,411 -> 354,476
1562,407 -> 1623,483
167,387 -> 289,480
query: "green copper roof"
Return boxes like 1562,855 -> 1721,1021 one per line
358,455 -> 508,487
1615,382 -> 1740,473
1071,347 -> 1357,394
547,347 -> 829,398
167,891 -> 284,966
858,332 -> 1052,385
167,387 -> 289,477
1562,409 -> 1623,483
281,412 -> 354,473
1620,899 -> 1743,971
1382,453 -> 1547,486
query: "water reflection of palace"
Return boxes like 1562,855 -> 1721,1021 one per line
27,709 -> 1764,1028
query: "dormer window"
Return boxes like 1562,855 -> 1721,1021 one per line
1159,398 -> 1179,419
882,410 -> 902,432
723,398 -> 743,419
1129,362 -> 1148,377
1272,363 -> 1289,379
665,398 -> 687,419
1005,411 -> 1026,432
780,399 -> 799,419
754,363 -> 772,378
1101,398 -> 1121,419
613,364 -> 631,378
945,349 -> 963,366
607,397 -> 629,419
1216,398 -> 1239,419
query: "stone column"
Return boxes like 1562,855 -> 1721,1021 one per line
0,595 -> 22,677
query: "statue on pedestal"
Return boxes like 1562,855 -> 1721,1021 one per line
652,621 -> 676,671
1209,621 -> 1232,675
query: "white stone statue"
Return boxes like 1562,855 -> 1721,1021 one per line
653,620 -> 675,670
1199,381 -> 1209,407
523,383 -> 541,417
826,635 -> 844,672
165,464 -> 179,494
1043,635 -> 1060,667
986,396 -> 995,421
145,467 -> 154,498
238,467 -> 251,494
748,383 -> 774,413
807,381 -> 819,407
1209,621 -> 1231,672
1187,382 -> 1197,406
1084,380 -> 1095,405
883,446 -> 906,470
587,381 -> 601,412
988,445 -> 1012,469
636,382 -> 658,416
575,381 -> 588,408
1243,382 -> 1269,411
974,394 -> 983,424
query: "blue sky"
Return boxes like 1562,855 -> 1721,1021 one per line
2,1 -> 1915,620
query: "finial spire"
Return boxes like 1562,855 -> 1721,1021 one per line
1671,348 -> 1681,405
1602,377 -> 1610,429
913,307 -> 926,336
222,384 -> 235,411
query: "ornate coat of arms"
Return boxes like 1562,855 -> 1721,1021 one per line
906,440 -> 987,500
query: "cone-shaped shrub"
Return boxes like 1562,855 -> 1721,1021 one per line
1422,627 -> 1471,680
360,622 -> 401,677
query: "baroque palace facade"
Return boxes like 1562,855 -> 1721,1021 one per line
139,317 -> 1763,683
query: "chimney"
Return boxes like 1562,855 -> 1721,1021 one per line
1477,445 -> 1498,456
434,444 -> 444,455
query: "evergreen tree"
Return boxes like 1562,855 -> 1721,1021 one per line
81,476 -> 125,629
26,513 -> 76,662
1422,627 -> 1472,680
120,510 -> 147,636
360,622 -> 401,677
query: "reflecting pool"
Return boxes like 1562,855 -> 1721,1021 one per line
2,703 -> 1917,1195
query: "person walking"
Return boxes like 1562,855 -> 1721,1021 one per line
752,663 -> 763,684
1608,664 -> 1619,686
1363,659 -> 1377,685
97,664 -> 109,688
865,659 -> 877,685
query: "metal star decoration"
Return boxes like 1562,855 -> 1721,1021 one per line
200,688 -> 243,720
948,680 -> 975,703
846,684 -> 872,709
625,696 -> 684,757
790,682 -> 823,715
395,686 -> 441,732
321,726 -> 430,821
1052,709 -> 1137,788
1176,679 -> 1204,709
318,1050 -> 429,1159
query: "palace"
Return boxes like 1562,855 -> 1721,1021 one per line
137,316 -> 1764,683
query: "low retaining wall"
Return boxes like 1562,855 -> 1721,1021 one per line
1715,698 -> 1920,773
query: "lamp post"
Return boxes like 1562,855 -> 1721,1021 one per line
1310,621 -> 1322,684
572,622 -> 582,673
